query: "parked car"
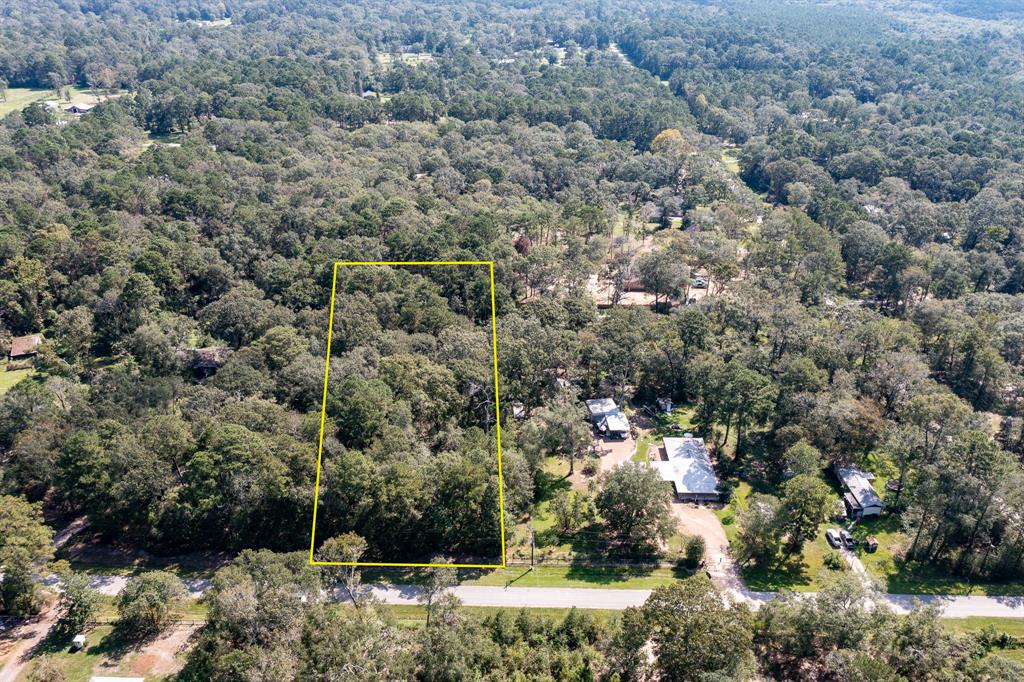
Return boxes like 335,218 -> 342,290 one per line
693,277 -> 708,288
825,528 -> 841,548
840,529 -> 856,550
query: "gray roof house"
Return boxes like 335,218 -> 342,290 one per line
652,435 -> 720,503
835,465 -> 885,518
599,412 -> 630,440
585,398 -> 619,422
586,398 -> 631,440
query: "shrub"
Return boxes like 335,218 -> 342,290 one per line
684,536 -> 706,569
823,551 -> 846,571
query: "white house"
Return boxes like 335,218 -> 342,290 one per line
585,398 -> 630,440
835,465 -> 885,518
651,435 -> 720,503
585,398 -> 619,422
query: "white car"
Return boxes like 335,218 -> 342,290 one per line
825,528 -> 842,548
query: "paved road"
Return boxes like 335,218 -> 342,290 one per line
366,583 -> 1024,618
33,573 -> 1024,619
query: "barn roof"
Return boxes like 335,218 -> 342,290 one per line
9,334 -> 42,357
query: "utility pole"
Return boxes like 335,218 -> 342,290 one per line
529,521 -> 535,570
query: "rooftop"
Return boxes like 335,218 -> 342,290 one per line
601,412 -> 630,433
585,398 -> 619,417
9,334 -> 42,357
836,466 -> 884,510
651,436 -> 719,496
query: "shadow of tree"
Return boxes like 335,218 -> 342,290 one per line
534,468 -> 571,504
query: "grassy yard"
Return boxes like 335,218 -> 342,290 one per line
847,515 -> 1024,596
943,617 -> 1024,664
715,481 -> 844,592
720,149 -> 741,175
459,564 -> 685,590
0,363 -> 33,395
13,622 -> 185,682
0,87 -> 52,117
91,594 -> 208,620
635,405 -> 700,463
382,603 -> 623,628
0,86 -> 124,118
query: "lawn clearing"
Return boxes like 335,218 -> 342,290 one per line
0,86 -> 125,118
459,564 -> 684,590
715,480 -> 845,592
720,149 -> 741,175
0,363 -> 33,395
850,515 -> 1024,596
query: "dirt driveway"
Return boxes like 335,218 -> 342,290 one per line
669,503 -> 743,590
0,609 -> 55,682
595,435 -> 636,473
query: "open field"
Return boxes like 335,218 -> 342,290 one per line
0,86 -> 124,118
13,621 -> 196,682
0,364 -> 32,396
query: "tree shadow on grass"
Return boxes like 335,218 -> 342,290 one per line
740,556 -> 815,592
31,622 -> 145,662
534,468 -> 572,504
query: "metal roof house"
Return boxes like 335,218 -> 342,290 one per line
652,435 -> 720,503
8,334 -> 42,361
598,412 -> 630,440
585,398 -> 630,440
585,398 -> 619,421
835,465 -> 885,518
66,103 -> 94,114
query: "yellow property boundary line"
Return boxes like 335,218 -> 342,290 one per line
308,261 -> 507,569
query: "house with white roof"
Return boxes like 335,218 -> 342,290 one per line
651,435 -> 720,503
835,465 -> 885,518
585,398 -> 630,440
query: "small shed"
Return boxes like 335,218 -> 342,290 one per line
8,334 -> 42,361
72,633 -> 86,650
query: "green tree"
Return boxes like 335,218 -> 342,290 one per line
534,396 -> 592,476
643,575 -> 755,681
784,440 -> 823,478
778,474 -> 832,555
637,249 -> 688,308
550,489 -> 594,534
116,571 -> 186,638
0,496 -> 54,615
316,533 -> 368,607
735,493 -> 781,566
596,461 -> 677,555
56,571 -> 99,635
417,560 -> 457,626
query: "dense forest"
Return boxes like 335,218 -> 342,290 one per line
2,0 -> 1024,679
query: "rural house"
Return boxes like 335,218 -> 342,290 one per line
651,434 -> 720,503
8,334 -> 42,362
835,465 -> 885,518
66,103 -> 94,114
585,398 -> 630,440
